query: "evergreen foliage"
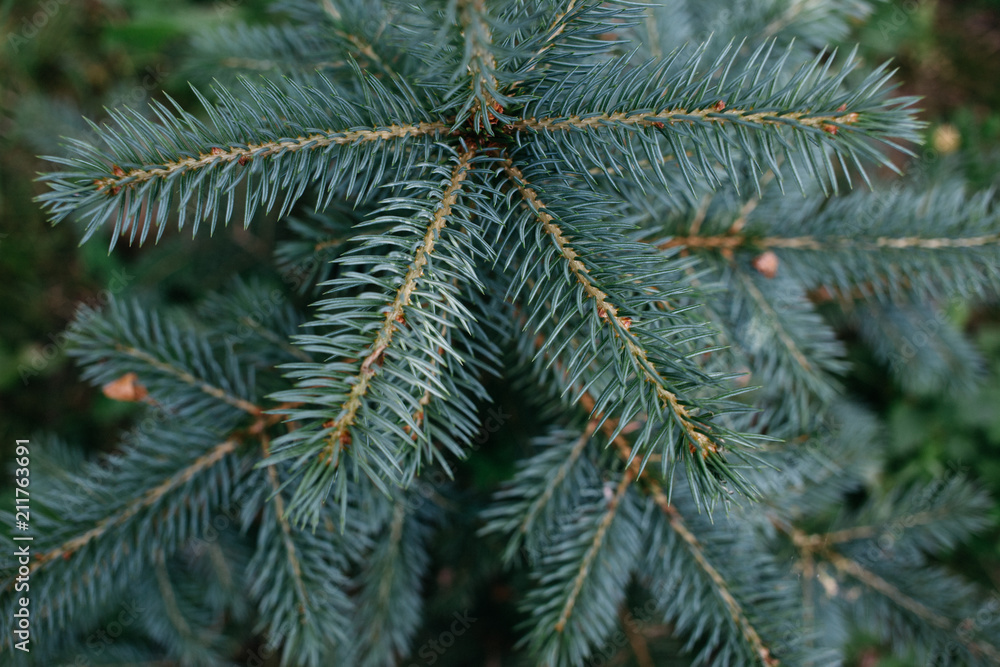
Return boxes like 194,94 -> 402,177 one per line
4,0 -> 1000,664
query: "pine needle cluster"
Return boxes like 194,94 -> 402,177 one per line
3,0 -> 1000,665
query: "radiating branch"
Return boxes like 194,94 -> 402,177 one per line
580,392 -> 778,666
318,150 -> 476,463
24,438 -> 239,576
92,122 -> 449,194
114,344 -> 263,416
512,105 -> 863,134
502,160 -> 719,458
554,468 -> 635,633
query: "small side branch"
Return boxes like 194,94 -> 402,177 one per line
26,438 -> 239,575
113,344 -> 263,416
661,233 -> 1000,253
460,0 -> 502,120
262,436 -> 311,623
581,392 -> 778,666
554,467 -> 635,633
502,161 -> 718,458
319,150 -> 476,462
782,522 -> 1000,663
519,421 -> 598,539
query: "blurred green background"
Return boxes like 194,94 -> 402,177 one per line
2,1 -> 1000,664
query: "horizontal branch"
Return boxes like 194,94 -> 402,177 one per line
26,438 -> 239,576
661,233 -> 1000,252
93,121 -> 449,193
512,105 -> 861,134
114,344 -> 262,416
784,522 -> 1000,663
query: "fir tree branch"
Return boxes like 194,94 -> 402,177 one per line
351,495 -> 432,666
516,43 -> 921,193
580,391 -> 777,666
114,344 -> 263,416
510,0 -> 580,86
518,421 -> 598,542
818,509 -> 956,544
263,437 -> 311,627
783,521 -> 1000,662
317,149 -> 476,464
821,546 -> 951,629
39,74 -> 452,245
555,468 -> 635,633
378,501 -> 407,618
460,0 -> 502,127
662,232 -> 1000,252
733,269 -> 814,375
513,104 -> 864,134
502,161 -> 719,458
154,549 -> 195,642
90,122 -> 448,194
25,438 -> 239,576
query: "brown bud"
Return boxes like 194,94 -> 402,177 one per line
822,124 -> 838,135
111,165 -> 125,177
238,154 -> 251,166
836,103 -> 847,112
714,100 -> 726,111
619,316 -> 632,330
102,372 -> 148,402
752,251 -> 779,279
210,147 -> 224,156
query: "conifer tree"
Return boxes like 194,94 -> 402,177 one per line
4,0 -> 1000,665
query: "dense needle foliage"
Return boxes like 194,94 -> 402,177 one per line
3,0 -> 1000,665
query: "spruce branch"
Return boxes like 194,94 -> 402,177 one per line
783,522 -> 1000,663
553,467 -> 636,634
69,298 -> 264,424
316,149 -> 476,463
517,41 -> 921,193
266,150 -> 496,526
502,161 -> 721,459
21,2 -> 988,664
582,391 -> 778,666
38,75 -> 447,246
458,0 -> 504,130
23,438 -> 239,578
